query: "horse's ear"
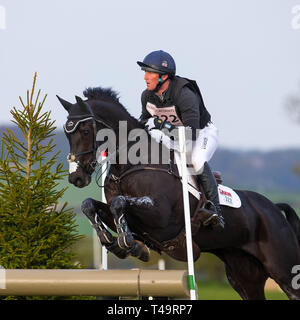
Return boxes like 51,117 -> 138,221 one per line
75,95 -> 84,105
56,95 -> 72,112
75,95 -> 93,115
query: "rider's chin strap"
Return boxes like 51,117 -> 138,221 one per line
153,74 -> 169,93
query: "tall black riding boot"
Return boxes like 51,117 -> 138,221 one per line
196,162 -> 225,231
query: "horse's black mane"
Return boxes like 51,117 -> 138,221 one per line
83,87 -> 120,104
83,86 -> 143,128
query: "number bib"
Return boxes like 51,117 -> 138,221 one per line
146,102 -> 183,126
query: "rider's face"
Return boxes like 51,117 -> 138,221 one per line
144,71 -> 159,91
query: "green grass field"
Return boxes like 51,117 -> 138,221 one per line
196,281 -> 288,300
59,176 -> 102,208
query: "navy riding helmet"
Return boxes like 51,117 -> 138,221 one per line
137,50 -> 176,77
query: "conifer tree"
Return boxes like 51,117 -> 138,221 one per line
0,73 -> 83,273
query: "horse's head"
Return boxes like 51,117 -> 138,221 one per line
58,87 -> 146,187
57,95 -> 98,188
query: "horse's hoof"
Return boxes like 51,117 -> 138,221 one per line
129,241 -> 150,262
106,240 -> 130,259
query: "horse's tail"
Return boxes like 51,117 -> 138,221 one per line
276,203 -> 300,247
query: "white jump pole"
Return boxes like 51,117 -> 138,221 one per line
101,151 -> 108,270
92,230 -> 101,269
178,126 -> 197,300
92,151 -> 108,270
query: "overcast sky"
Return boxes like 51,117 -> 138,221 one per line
0,0 -> 300,151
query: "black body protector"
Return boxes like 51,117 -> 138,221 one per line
140,76 -> 211,131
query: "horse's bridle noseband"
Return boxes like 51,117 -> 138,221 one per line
66,150 -> 98,174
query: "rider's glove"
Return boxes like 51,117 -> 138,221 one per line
149,129 -> 173,149
148,129 -> 164,143
145,117 -> 174,131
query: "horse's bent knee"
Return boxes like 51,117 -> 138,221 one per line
127,196 -> 154,209
81,198 -> 95,215
110,196 -> 127,212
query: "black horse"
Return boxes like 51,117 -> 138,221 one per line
57,87 -> 300,300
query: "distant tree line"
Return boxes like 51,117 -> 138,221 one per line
285,82 -> 300,175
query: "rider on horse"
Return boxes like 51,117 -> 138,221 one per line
137,50 -> 225,230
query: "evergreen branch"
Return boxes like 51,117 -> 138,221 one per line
30,73 -> 37,107
33,89 -> 41,113
36,94 -> 48,117
26,127 -> 32,180
26,89 -> 30,120
11,106 -> 30,142
3,129 -> 24,150
19,95 -> 26,109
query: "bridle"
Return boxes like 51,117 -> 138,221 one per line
64,115 -> 113,175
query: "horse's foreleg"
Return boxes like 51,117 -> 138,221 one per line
110,195 -> 152,262
81,198 -> 130,259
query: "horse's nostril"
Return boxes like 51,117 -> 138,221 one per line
69,172 -> 91,188
75,178 -> 83,187
69,174 -> 83,187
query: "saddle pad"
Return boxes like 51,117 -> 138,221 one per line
217,184 -> 241,208
174,151 -> 241,208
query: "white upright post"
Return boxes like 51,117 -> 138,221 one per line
101,152 -> 108,270
158,259 -> 166,271
92,152 -> 108,270
93,229 -> 101,269
178,126 -> 197,300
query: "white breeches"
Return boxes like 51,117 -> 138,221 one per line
187,122 -> 219,175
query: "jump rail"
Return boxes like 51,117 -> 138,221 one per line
0,269 -> 189,298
